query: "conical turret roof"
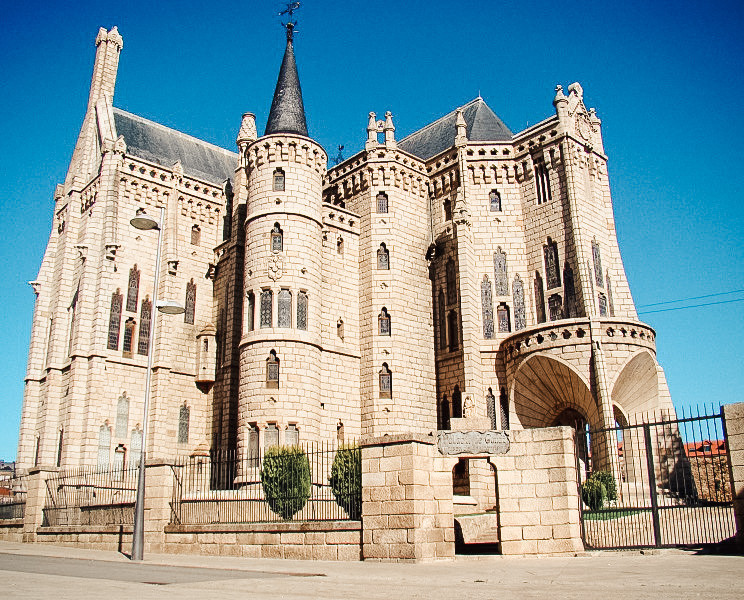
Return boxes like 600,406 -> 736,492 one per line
264,24 -> 308,137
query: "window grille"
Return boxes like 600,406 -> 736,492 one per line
260,290 -> 273,328
497,303 -> 511,333
271,223 -> 283,253
107,289 -> 123,349
115,394 -> 129,438
379,307 -> 391,336
273,168 -> 285,191
178,405 -> 190,444
448,310 -> 459,351
376,191 -> 388,213
379,363 -> 392,398
185,279 -> 196,325
598,292 -> 608,317
446,259 -> 457,304
297,292 -> 308,330
548,294 -> 563,321
535,163 -> 552,205
97,425 -> 111,468
513,275 -> 526,331
544,238 -> 561,289
592,239 -> 604,288
266,350 -> 279,388
489,190 -> 502,212
138,298 -> 152,355
278,289 -> 292,328
126,265 -> 140,312
481,276 -> 494,339
493,247 -> 508,296
377,243 -> 389,270
122,318 -> 136,357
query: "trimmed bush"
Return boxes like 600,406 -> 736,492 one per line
330,445 -> 361,520
261,445 -> 311,520
593,470 -> 617,502
580,470 -> 618,510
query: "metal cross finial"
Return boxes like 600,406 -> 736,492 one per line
279,2 -> 301,39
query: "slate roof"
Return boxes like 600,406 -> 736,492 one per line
264,30 -> 308,137
113,108 -> 237,185
398,98 -> 513,160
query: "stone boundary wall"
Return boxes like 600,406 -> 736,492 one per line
0,520 -> 23,543
36,525 -> 132,552
723,403 -> 744,547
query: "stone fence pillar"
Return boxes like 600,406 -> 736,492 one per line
361,434 -> 455,562
142,459 -> 177,554
723,403 -> 744,547
22,466 -> 58,543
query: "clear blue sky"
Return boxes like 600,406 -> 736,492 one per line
1,0 -> 743,459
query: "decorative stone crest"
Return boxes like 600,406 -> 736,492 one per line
268,254 -> 283,281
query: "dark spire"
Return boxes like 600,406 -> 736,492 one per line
264,23 -> 308,137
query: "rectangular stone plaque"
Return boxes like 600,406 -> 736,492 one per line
437,430 -> 510,456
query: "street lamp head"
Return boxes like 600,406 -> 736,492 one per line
156,299 -> 186,315
130,208 -> 160,231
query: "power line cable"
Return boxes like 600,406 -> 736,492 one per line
637,288 -> 744,309
638,297 -> 744,315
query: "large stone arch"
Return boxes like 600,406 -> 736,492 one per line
511,353 -> 600,431
611,350 -> 661,421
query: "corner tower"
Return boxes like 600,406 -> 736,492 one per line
238,24 -> 327,453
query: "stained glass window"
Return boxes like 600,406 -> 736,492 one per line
548,294 -> 563,321
592,239 -> 603,288
278,289 -> 292,328
377,243 -> 389,270
564,264 -> 576,319
377,191 -> 388,213
544,238 -> 561,289
122,318 -> 135,358
379,363 -> 392,398
285,424 -> 299,446
513,274 -> 526,331
271,223 -> 283,253
497,303 -> 511,333
137,298 -> 151,355
486,389 -> 497,429
448,310 -> 459,351
438,290 -> 447,350
500,388 -> 509,430
379,307 -> 391,335
185,279 -> 196,325
273,168 -> 285,192
115,394 -> 129,438
97,424 -> 111,468
606,274 -> 615,317
446,259 -> 457,304
260,289 -> 272,328
534,272 -> 546,324
246,292 -> 255,332
265,423 -> 279,449
297,291 -> 308,330
108,289 -> 123,350
481,276 -> 494,339
598,292 -> 608,317
266,350 -> 279,388
126,265 -> 140,312
178,405 -> 190,444
489,190 -> 501,212
493,248 -> 508,296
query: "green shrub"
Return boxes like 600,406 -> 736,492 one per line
593,470 -> 617,502
330,445 -> 361,520
261,445 -> 311,520
581,477 -> 607,511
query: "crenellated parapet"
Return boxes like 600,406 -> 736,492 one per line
244,134 -> 327,176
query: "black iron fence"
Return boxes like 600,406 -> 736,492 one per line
43,464 -> 137,527
578,405 -> 735,549
170,442 -> 361,525
0,475 -> 28,520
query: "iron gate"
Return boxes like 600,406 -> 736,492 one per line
577,406 -> 735,549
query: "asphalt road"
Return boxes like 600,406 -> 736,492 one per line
0,542 -> 742,599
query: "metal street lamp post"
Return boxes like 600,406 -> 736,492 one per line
130,207 -> 184,561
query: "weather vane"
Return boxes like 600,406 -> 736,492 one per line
334,145 -> 345,166
279,2 -> 301,39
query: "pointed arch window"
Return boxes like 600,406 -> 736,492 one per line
448,310 -> 459,351
443,198 -> 452,221
337,422 -> 345,444
122,318 -> 136,358
115,393 -> 129,438
130,428 -> 142,468
481,276 -> 494,339
97,424 -> 111,468
606,274 -> 615,317
452,386 -> 462,419
535,162 -> 552,205
534,272 -> 546,324
260,289 -> 273,328
266,350 -> 279,388
446,259 -> 457,304
377,243 -> 389,270
126,265 -> 140,312
273,168 -> 285,192
137,297 -> 152,355
592,239 -> 604,288
185,279 -> 196,324
513,275 -> 526,331
271,223 -> 283,253
489,189 -> 502,212
438,290 -> 447,350
379,307 -> 391,336
278,289 -> 292,328
56,428 -> 64,467
497,303 -> 511,333
191,225 -> 201,246
265,423 -> 279,449
337,318 -> 344,340
564,264 -> 577,319
598,292 -> 608,317
248,425 -> 259,466
493,247 -> 508,296
379,363 -> 392,399
297,291 -> 308,330
113,445 -> 126,477
107,289 -> 123,350
486,388 -> 497,429
246,292 -> 255,332
376,191 -> 388,213
548,294 -> 563,321
439,394 -> 450,430
178,404 -> 190,444
544,238 -> 561,289
68,287 -> 79,357
285,424 -> 299,446
500,388 -> 509,430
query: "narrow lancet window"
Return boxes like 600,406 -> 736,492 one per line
379,363 -> 392,398
108,289 -> 123,350
592,239 -> 603,288
137,297 -> 152,355
497,303 -> 511,333
260,289 -> 273,328
446,259 -> 457,304
438,290 -> 447,350
191,225 -> 201,246
548,294 -> 563,321
122,318 -> 136,358
271,223 -> 283,253
493,247 -> 508,296
126,265 -> 140,312
598,292 -> 608,317
273,168 -> 285,191
377,243 -> 389,270
376,191 -> 388,213
97,424 -> 111,468
246,292 -> 255,332
489,189 -> 502,212
379,307 -> 391,335
544,238 -> 561,289
266,350 -> 279,388
481,276 -> 494,339
564,264 -> 577,319
178,404 -> 190,444
448,310 -> 459,351
486,388 -> 497,429
185,279 -> 196,324
278,289 -> 292,328
513,274 -> 526,331
297,291 -> 308,330
534,272 -> 546,324
115,393 -> 129,438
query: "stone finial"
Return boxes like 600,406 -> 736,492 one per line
107,26 -> 123,50
95,27 -> 108,46
455,108 -> 467,146
366,111 -> 378,149
567,82 -> 583,100
28,281 -> 41,295
553,84 -> 569,120
384,111 -> 396,148
114,134 -> 127,155
237,112 -> 257,149
54,184 -> 64,200
172,160 -> 183,180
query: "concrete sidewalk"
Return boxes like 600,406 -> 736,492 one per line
0,540 -> 741,599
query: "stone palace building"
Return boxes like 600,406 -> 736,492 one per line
17,25 -> 675,471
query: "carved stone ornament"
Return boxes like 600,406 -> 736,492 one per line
28,280 -> 41,295
463,395 -> 476,418
105,244 -> 119,261
576,112 -> 593,141
268,254 -> 283,281
437,430 -> 510,456
167,260 -> 179,275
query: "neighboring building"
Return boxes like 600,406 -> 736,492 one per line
17,26 -> 674,471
